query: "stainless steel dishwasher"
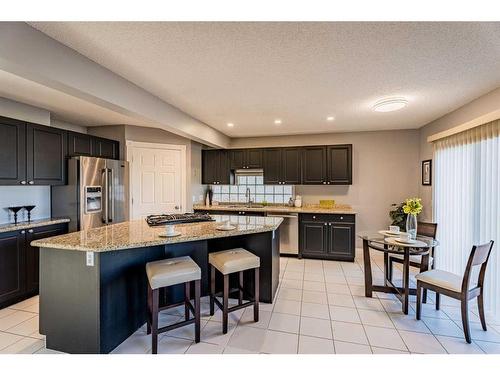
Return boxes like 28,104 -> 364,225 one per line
267,212 -> 299,255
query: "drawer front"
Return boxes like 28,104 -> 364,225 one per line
300,213 -> 355,223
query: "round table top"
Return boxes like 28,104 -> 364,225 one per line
358,230 -> 438,255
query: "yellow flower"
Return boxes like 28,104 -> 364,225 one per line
403,197 -> 423,215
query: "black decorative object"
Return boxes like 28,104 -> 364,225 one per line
8,206 -> 24,224
24,205 -> 36,222
422,159 -> 432,186
389,202 -> 407,231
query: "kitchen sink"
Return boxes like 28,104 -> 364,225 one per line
226,204 -> 264,208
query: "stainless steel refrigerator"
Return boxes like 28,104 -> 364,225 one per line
52,156 -> 129,232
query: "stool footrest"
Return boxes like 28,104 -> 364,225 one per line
157,318 -> 196,335
213,295 -> 255,312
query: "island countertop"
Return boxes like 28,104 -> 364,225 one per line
31,214 -> 283,252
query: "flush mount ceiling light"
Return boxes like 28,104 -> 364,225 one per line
373,98 -> 408,112
326,116 -> 335,121
227,122 -> 234,127
274,119 -> 282,125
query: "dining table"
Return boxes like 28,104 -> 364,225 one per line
358,231 -> 439,314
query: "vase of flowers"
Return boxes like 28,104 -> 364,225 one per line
403,198 -> 423,239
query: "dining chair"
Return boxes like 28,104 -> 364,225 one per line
388,222 -> 438,302
415,240 -> 495,343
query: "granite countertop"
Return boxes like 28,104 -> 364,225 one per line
30,214 -> 283,252
0,217 -> 70,234
193,203 -> 356,215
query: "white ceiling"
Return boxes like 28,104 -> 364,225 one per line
28,22 -> 500,137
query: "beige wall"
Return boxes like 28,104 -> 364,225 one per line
418,87 -> 500,221
231,130 -> 420,236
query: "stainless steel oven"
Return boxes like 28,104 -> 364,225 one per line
267,212 -> 299,255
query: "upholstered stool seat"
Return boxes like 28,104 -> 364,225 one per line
146,256 -> 201,289
209,248 -> 260,275
209,248 -> 260,334
145,256 -> 201,354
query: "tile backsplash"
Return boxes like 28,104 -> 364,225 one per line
211,175 -> 294,204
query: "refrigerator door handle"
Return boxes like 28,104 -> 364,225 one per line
108,168 -> 114,223
101,168 -> 108,224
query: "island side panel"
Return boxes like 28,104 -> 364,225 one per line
99,241 -> 208,354
207,229 -> 280,303
39,247 -> 101,354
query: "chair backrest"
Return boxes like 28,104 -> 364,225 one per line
417,222 -> 437,239
461,240 -> 495,292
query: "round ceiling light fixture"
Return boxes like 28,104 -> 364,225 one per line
373,97 -> 408,112
227,122 -> 234,127
274,119 -> 282,125
326,116 -> 335,121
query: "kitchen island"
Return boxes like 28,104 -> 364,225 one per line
31,214 -> 282,354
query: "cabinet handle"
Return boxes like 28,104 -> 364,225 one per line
28,229 -> 33,233
312,216 -> 316,219
329,223 -> 332,226
20,180 -> 27,185
327,182 -> 330,185
323,181 -> 326,185
324,223 -> 327,226
29,181 -> 34,185
340,216 -> 344,220
21,230 -> 25,234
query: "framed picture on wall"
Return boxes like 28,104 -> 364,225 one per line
422,159 -> 432,186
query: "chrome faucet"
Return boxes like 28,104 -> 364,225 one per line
245,187 -> 253,204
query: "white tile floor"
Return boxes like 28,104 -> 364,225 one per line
1,248 -> 500,354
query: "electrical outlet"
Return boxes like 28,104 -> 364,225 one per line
86,251 -> 94,267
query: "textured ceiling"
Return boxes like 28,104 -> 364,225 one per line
29,22 -> 500,137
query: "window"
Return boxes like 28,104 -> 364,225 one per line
434,120 -> 499,320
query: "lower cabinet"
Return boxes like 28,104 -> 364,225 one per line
0,223 -> 67,308
194,209 -> 266,216
299,214 -> 355,261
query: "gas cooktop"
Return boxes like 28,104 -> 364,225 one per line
145,213 -> 214,226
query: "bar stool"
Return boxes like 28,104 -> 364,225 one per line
145,256 -> 201,354
209,248 -> 260,334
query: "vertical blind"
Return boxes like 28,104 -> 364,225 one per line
433,120 -> 499,320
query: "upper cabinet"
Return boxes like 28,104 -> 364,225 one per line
92,137 -> 119,160
326,145 -> 352,184
229,149 -> 263,169
202,149 -> 230,185
0,117 -> 26,185
26,123 -> 67,186
67,131 -> 93,157
0,116 -> 121,186
263,147 -> 301,185
203,144 -> 352,186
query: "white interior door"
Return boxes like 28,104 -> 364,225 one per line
128,142 -> 186,219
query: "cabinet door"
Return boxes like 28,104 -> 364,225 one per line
282,147 -> 302,184
300,221 -> 328,256
93,137 -> 119,160
202,150 -> 219,184
0,117 -> 26,185
68,131 -> 93,157
229,149 -> 245,170
217,150 -> 230,184
26,123 -> 67,186
246,149 -> 263,168
262,149 -> 282,184
0,231 -> 25,306
328,223 -> 354,259
25,224 -> 68,294
327,145 -> 352,184
302,146 -> 326,184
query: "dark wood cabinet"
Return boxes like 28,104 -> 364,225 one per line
0,117 -> 26,185
202,149 -> 230,185
327,145 -> 352,184
302,146 -> 327,184
203,144 -> 351,186
299,213 -> 355,261
194,209 -> 266,216
92,137 -> 119,160
263,147 -> 301,185
0,230 -> 25,306
26,123 -> 67,186
68,131 -> 93,157
229,149 -> 263,169
0,223 -> 67,308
